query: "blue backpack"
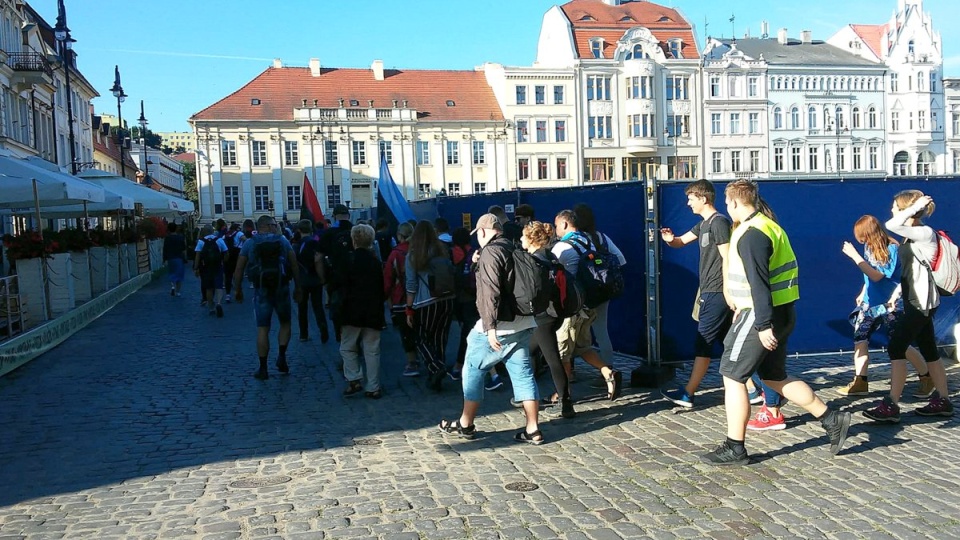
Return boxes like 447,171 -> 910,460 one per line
568,234 -> 624,308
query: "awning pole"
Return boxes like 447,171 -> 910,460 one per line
32,179 -> 51,321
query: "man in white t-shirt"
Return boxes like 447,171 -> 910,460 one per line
194,224 -> 229,317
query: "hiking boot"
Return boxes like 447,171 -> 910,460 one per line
402,365 -> 421,377
700,440 -> 749,466
662,387 -> 694,408
276,357 -> 289,374
485,374 -> 504,391
838,378 -> 869,396
253,367 -> 268,380
863,396 -> 901,423
913,375 -> 935,399
820,409 -> 852,455
747,404 -> 786,431
748,387 -> 764,405
916,396 -> 955,417
215,304 -> 224,318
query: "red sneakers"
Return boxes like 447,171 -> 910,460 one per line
747,404 -> 786,431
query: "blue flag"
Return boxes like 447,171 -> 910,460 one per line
377,152 -> 415,226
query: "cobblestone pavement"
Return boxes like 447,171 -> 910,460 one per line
2,272 -> 960,540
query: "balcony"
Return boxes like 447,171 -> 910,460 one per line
624,136 -> 658,154
6,52 -> 54,91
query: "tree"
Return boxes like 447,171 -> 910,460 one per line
129,126 -> 163,149
181,161 -> 198,207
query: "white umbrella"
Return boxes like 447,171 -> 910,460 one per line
78,170 -> 194,218
0,155 -> 105,208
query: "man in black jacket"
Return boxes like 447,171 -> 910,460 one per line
438,214 -> 544,444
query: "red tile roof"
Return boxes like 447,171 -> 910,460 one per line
850,24 -> 887,59
171,153 -> 196,164
191,67 -> 504,123
560,0 -> 699,59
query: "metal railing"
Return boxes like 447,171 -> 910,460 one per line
0,275 -> 25,340
6,52 -> 53,77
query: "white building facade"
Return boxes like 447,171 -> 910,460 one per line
944,77 -> 960,173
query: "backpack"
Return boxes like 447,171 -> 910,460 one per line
928,230 -> 960,296
324,227 -> 354,288
200,238 -> 222,268
569,234 -> 625,308
452,245 -> 477,298
225,231 -> 241,259
252,239 -> 286,290
546,254 -> 585,318
421,254 -> 456,298
511,249 -> 552,316
376,231 -> 394,262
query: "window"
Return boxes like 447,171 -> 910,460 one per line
587,76 -> 611,100
791,147 -> 801,171
518,158 -> 530,180
554,85 -> 564,104
666,115 -> 687,136
252,140 -> 267,166
556,157 -> 567,179
284,141 -> 299,166
588,116 -> 613,139
909,112 -> 914,130
669,39 -> 682,59
416,141 -> 430,165
919,110 -> 926,131
221,140 -> 237,166
538,158 -> 549,179
808,147 -> 818,171
418,183 -> 431,198
352,141 -> 366,165
728,75 -> 740,98
286,185 -> 301,211
535,85 -> 545,105
892,111 -> 900,132
516,86 -> 527,105
954,113 -> 960,136
749,112 -> 759,134
666,76 -> 688,100
868,107 -> 877,129
590,38 -> 603,58
931,72 -> 938,93
517,120 -> 529,142
324,140 -> 338,165
790,107 -> 800,130
711,113 -> 721,135
446,141 -> 460,164
326,184 -> 342,207
853,147 -> 862,170
774,147 -> 785,172
555,120 -> 566,142
918,72 -> 924,91
536,120 -> 547,142
627,76 -> 654,99
448,183 -> 461,196
379,140 -> 393,164
474,182 -> 486,193
224,186 -> 240,212
254,186 -> 270,212
750,150 -> 760,172
748,76 -> 759,97
712,151 -> 722,173
869,146 -> 878,169
730,113 -> 741,135
837,147 -> 845,171
773,107 -> 783,130
891,73 -> 898,92
585,158 -> 614,182
628,114 -> 656,137
472,141 -> 485,165
731,150 -> 742,173
710,76 -> 721,97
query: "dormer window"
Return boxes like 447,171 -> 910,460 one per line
349,99 -> 360,107
619,16 -> 635,22
908,40 -> 915,55
590,38 -> 604,59
625,44 -> 649,60
669,39 -> 683,59
446,100 -> 455,107
579,15 -> 595,21
658,16 -> 673,23
250,99 -> 261,106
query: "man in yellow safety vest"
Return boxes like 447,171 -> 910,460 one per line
701,180 -> 852,465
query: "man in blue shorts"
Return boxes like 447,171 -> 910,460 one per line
233,215 -> 302,380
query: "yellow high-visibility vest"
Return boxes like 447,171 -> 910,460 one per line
727,212 -> 800,309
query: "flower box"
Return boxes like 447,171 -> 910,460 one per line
46,252 -> 75,316
71,250 -> 92,303
105,246 -> 120,289
89,246 -> 108,295
14,257 -> 45,326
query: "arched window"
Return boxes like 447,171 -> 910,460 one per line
808,106 -> 818,130
773,107 -> 783,130
867,78 -> 873,91
791,106 -> 800,129
804,78 -> 810,90
840,78 -> 846,90
908,40 -> 915,55
590,38 -> 604,59
632,44 -> 644,59
894,150 -> 910,176
917,150 -> 935,175
836,106 -> 845,129
868,106 -> 877,128
852,106 -> 861,129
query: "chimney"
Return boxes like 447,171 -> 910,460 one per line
272,58 -> 283,69
777,28 -> 788,45
309,58 -> 321,77
761,21 -> 769,39
371,59 -> 384,81
800,30 -> 812,44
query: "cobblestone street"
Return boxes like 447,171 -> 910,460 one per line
1,273 -> 959,540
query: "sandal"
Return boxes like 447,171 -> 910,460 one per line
606,370 -> 623,401
514,429 -> 544,445
343,381 -> 363,397
365,389 -> 382,399
438,419 -> 477,439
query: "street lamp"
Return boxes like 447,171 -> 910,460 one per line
110,65 -> 128,179
53,0 -> 77,175
138,100 -> 149,184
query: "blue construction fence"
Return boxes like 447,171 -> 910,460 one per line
408,177 -> 960,360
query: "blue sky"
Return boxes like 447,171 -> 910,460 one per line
36,0 -> 960,134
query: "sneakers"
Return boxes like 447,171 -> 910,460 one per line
448,369 -> 462,381
863,396 -> 901,423
170,287 -> 176,296
913,375 -> 935,399
747,404 -> 786,431
208,308 -> 217,316
224,294 -> 232,304
821,409 -> 852,455
661,387 -> 694,409
748,387 -> 764,405
485,374 -> 504,391
838,378 -> 869,396
215,304 -> 224,318
276,357 -> 289,374
253,367 -> 268,380
916,396 -> 955,417
402,365 -> 421,377
700,440 -> 749,466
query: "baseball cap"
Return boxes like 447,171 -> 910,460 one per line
333,204 -> 349,216
470,213 -> 503,235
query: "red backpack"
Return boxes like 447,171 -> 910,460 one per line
929,230 -> 960,296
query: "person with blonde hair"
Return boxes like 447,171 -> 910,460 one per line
840,215 -> 930,397
340,224 -> 386,399
864,190 -> 953,421
384,222 -> 419,376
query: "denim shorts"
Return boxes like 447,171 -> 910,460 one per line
253,285 -> 292,328
167,258 -> 185,283
461,328 -> 537,403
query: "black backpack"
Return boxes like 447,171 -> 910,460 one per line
511,249 -> 551,316
253,240 -> 286,290
324,227 -> 354,288
569,234 -> 624,308
200,238 -> 222,268
421,254 -> 456,298
545,253 -> 584,318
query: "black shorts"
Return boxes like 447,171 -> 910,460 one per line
200,266 -> 224,290
694,292 -> 733,358
718,303 -> 795,384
